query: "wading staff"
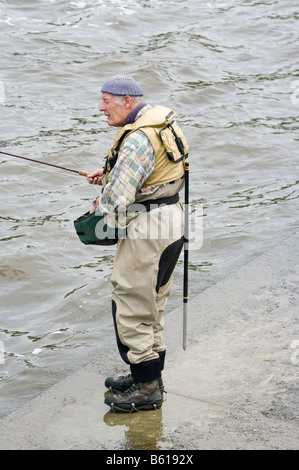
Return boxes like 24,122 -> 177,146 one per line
0,151 -> 89,176
183,160 -> 189,350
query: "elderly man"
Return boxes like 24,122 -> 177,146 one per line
87,75 -> 188,412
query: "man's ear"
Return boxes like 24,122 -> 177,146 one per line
123,95 -> 133,108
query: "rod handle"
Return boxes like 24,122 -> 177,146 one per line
79,170 -> 102,184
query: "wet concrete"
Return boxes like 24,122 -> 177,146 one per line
0,231 -> 298,450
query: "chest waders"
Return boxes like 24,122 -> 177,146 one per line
74,105 -> 188,243
74,105 -> 190,350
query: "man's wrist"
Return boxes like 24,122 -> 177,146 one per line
93,196 -> 100,209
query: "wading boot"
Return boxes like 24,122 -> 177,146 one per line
104,380 -> 163,413
105,373 -> 165,394
105,374 -> 134,393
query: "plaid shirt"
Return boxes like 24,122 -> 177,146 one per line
98,105 -> 161,214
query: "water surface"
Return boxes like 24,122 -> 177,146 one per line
0,0 -> 298,417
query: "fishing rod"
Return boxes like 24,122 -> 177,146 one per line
0,151 -> 89,176
183,160 -> 189,351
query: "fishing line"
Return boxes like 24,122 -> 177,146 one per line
166,389 -> 236,408
0,151 -> 104,190
6,158 -> 79,178
0,150 -> 89,176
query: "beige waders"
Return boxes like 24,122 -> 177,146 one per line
110,198 -> 184,383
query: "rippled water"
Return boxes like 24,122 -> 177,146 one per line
0,0 -> 298,417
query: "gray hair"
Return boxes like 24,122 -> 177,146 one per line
114,95 -> 144,105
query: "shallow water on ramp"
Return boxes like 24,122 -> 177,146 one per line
0,0 -> 298,417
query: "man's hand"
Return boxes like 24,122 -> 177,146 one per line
89,196 -> 100,214
87,169 -> 103,213
86,168 -> 104,185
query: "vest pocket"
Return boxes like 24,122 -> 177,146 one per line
159,121 -> 189,163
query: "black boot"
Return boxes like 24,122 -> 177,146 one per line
105,373 -> 134,393
105,373 -> 165,394
104,380 -> 163,413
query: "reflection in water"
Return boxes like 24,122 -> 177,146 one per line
103,393 -> 164,450
0,0 -> 298,418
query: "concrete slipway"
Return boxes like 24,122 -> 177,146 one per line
0,231 -> 298,450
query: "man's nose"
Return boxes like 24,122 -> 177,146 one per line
99,102 -> 105,111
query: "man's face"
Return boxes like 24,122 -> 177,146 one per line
99,93 -> 129,127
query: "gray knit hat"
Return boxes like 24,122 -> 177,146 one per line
101,75 -> 144,96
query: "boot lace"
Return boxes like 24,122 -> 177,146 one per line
117,382 -> 141,398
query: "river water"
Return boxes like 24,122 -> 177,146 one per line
0,0 -> 298,418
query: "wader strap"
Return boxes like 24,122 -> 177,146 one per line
128,193 -> 179,213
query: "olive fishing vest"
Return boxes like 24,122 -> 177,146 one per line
103,105 -> 189,188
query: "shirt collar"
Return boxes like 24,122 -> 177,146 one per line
124,102 -> 147,125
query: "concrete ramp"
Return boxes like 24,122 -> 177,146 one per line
0,232 -> 298,450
